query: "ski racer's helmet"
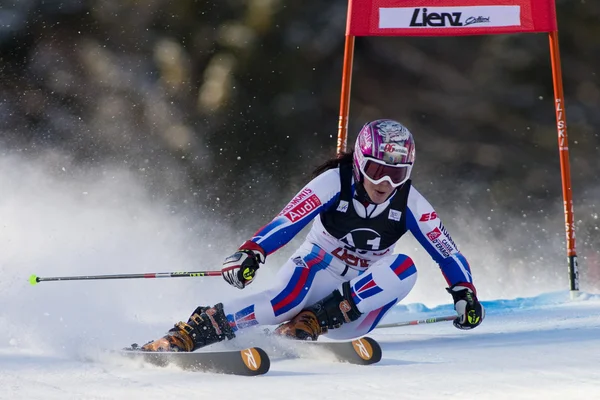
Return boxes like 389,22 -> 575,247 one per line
352,119 -> 415,188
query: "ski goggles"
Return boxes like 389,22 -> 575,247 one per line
359,156 -> 412,188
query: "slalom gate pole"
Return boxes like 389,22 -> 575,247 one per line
376,315 -> 456,329
29,270 -> 222,285
336,32 -> 355,153
547,29 -> 579,296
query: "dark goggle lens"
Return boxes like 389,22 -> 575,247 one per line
364,160 -> 410,184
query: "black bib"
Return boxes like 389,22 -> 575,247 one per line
319,163 -> 411,253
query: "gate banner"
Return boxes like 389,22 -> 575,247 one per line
347,0 -> 557,36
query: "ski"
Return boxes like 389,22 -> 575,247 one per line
310,337 -> 382,365
121,346 -> 270,376
271,336 -> 382,365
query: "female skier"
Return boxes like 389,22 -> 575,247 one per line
141,119 -> 485,352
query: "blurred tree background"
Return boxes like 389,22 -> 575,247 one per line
0,0 -> 598,291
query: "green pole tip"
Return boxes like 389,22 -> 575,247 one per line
29,274 -> 39,286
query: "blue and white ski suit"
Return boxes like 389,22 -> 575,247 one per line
223,165 -> 473,339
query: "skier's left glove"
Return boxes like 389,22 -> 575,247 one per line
447,282 -> 485,330
221,240 -> 266,289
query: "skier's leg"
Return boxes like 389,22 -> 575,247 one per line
141,243 -> 343,351
323,253 -> 417,340
223,243 -> 344,331
277,253 -> 417,341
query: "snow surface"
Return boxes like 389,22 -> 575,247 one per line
0,292 -> 599,400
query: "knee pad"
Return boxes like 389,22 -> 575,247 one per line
305,281 -> 362,330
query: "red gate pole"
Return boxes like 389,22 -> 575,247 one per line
548,30 -> 579,297
337,34 -> 355,154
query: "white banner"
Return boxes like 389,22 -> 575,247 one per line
379,6 -> 521,29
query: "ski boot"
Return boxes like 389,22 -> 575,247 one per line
274,281 -> 362,340
141,303 -> 235,352
273,310 -> 324,340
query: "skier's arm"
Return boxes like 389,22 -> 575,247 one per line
405,186 -> 473,287
220,169 -> 341,289
248,168 -> 342,255
406,186 -> 484,329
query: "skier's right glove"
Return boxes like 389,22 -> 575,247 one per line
447,282 -> 485,330
221,240 -> 266,289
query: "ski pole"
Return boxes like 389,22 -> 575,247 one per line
376,314 -> 456,329
29,270 -> 222,285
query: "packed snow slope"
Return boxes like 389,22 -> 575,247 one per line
0,292 -> 599,400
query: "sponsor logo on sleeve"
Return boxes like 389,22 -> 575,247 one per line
426,227 -> 442,241
379,6 -> 521,29
438,222 -> 458,250
425,225 -> 457,257
279,188 -> 322,222
419,211 -> 437,222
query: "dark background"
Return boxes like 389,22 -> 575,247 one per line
1,0 -> 598,293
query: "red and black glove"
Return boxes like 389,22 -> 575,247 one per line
447,282 -> 485,330
221,241 -> 266,289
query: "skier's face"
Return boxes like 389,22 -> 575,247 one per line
362,178 -> 394,204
